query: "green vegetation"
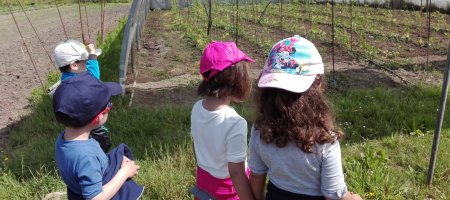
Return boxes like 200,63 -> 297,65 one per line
174,0 -> 450,71
1,5 -> 450,200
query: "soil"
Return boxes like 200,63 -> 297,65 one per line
0,4 -> 130,152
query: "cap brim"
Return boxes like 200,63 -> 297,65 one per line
104,82 -> 123,96
241,56 -> 255,63
257,72 -> 317,93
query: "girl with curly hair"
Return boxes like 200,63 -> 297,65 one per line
249,36 -> 362,200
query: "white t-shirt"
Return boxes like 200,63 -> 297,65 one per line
190,100 -> 248,179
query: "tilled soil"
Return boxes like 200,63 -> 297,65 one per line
0,4 -> 130,151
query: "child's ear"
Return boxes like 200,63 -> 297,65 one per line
97,113 -> 106,122
91,113 -> 104,126
70,63 -> 79,71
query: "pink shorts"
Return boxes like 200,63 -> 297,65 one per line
195,166 -> 250,200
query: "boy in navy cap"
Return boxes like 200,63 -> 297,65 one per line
53,72 -> 141,200
53,39 -> 112,153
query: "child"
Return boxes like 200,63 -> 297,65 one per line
190,41 -> 255,200
54,39 -> 101,81
54,39 -> 111,152
249,36 -> 363,200
53,72 -> 142,200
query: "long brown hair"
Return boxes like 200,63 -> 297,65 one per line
198,62 -> 251,101
253,75 -> 343,153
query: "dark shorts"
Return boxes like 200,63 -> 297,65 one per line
266,181 -> 326,200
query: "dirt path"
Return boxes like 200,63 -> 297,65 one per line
0,4 -> 130,151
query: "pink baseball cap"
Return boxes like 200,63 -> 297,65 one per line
200,41 -> 255,81
258,35 -> 324,93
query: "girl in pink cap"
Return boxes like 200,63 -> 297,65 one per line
190,41 -> 255,200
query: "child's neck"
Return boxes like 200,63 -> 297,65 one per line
203,96 -> 231,111
64,126 -> 92,140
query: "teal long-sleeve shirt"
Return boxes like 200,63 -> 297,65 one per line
61,54 -> 100,81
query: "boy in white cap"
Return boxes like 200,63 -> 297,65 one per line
53,39 -> 111,152
54,39 -> 102,81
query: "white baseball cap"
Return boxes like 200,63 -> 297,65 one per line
258,35 -> 324,93
53,40 -> 102,67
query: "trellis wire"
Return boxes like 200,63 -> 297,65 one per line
426,0 -> 431,69
84,0 -> 91,41
54,0 -> 68,40
77,0 -> 85,42
309,0 -> 312,37
331,0 -> 335,85
280,0 -> 283,38
252,0 -> 256,40
7,0 -> 45,92
235,0 -> 239,45
16,0 -> 58,70
350,0 -> 353,51
100,0 -> 105,42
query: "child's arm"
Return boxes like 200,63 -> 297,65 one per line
85,43 -> 101,79
329,192 -> 363,200
228,161 -> 255,200
249,172 -> 266,200
321,142 -> 363,200
91,156 -> 140,200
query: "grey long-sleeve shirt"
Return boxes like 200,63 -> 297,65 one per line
249,127 -> 348,199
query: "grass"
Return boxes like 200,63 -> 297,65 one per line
1,8 -> 450,200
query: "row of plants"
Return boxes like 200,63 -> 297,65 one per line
253,2 -> 449,52
176,0 -> 449,71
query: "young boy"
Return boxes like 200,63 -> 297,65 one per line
53,72 -> 141,199
54,39 -> 101,81
54,39 -> 111,152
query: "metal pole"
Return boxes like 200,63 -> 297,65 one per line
426,43 -> 450,185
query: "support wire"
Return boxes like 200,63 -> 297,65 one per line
7,0 -> 45,91
16,0 -> 58,70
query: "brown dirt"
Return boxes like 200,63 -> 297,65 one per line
0,4 -> 130,152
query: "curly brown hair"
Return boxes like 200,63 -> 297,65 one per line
253,75 -> 343,153
198,62 -> 251,101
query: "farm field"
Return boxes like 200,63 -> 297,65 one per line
0,3 -> 130,151
1,1 -> 450,200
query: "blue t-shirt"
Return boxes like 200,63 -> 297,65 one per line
61,57 -> 100,81
55,131 -> 108,199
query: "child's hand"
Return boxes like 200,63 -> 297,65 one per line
121,156 -> 140,178
86,43 -> 96,55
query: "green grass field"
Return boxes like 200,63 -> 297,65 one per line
1,8 -> 449,200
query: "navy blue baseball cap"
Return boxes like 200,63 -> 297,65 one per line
53,72 -> 122,126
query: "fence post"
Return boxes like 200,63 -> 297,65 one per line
119,0 -> 150,94
426,43 -> 450,185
